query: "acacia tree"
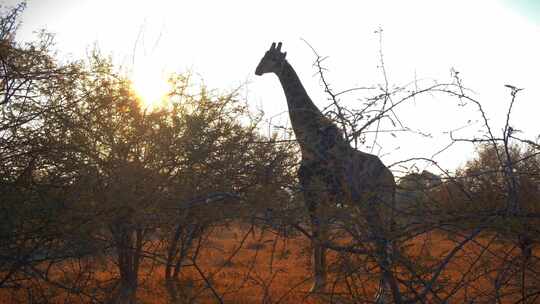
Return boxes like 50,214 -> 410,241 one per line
153,77 -> 297,303
1,4 -> 297,302
26,55 -> 297,303
0,3 -> 83,294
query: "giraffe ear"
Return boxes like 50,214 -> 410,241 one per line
281,52 -> 287,59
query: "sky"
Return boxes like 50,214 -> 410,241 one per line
6,0 -> 540,174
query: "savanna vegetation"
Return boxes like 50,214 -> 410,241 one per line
1,3 -> 539,303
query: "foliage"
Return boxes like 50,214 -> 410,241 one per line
1,3 -> 539,304
0,4 -> 297,303
0,2 -> 84,293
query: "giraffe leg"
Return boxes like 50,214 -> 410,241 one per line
319,231 -> 328,290
299,163 -> 328,293
374,241 -> 394,304
368,193 -> 401,304
309,213 -> 326,293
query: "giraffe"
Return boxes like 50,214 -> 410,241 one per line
255,42 -> 399,301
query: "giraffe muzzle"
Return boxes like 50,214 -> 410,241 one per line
255,66 -> 264,76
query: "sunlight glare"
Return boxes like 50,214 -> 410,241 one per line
130,61 -> 170,110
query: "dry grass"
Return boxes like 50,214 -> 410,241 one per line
1,226 -> 538,303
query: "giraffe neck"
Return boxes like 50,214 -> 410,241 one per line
276,61 -> 331,154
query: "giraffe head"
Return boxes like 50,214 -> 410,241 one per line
255,42 -> 287,76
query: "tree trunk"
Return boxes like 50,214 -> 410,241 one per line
108,224 -> 143,304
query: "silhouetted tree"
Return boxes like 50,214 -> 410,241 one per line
0,3 -> 83,296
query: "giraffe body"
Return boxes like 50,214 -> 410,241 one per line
255,42 -> 397,302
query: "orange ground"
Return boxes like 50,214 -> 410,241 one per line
1,226 -> 538,303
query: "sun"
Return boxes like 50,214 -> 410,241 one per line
130,61 -> 170,110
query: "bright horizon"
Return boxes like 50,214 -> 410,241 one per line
8,0 -> 540,173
